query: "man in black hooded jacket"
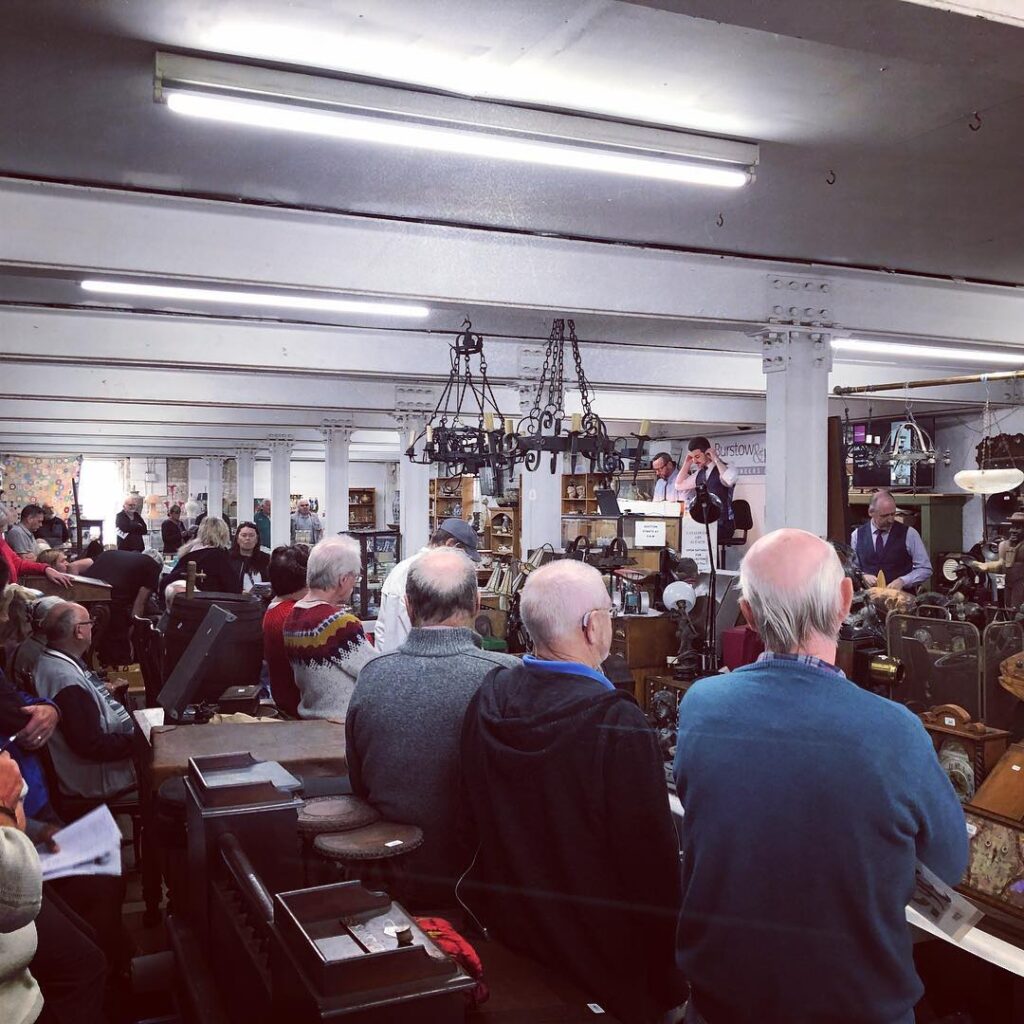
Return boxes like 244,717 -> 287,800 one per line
458,559 -> 684,1023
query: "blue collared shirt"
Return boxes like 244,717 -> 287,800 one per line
755,651 -> 846,678
523,654 -> 614,691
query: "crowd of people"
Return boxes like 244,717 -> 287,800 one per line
0,485 -> 966,1024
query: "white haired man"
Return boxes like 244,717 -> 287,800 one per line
458,559 -> 684,1023
347,547 -> 517,905
115,496 -> 147,553
290,498 -> 323,545
283,536 -> 377,719
673,529 -> 967,1024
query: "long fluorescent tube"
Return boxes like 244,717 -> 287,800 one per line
155,52 -> 757,190
80,280 -> 429,318
832,338 -> 1024,365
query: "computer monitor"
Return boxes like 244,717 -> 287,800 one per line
595,488 -> 622,516
158,604 -> 236,722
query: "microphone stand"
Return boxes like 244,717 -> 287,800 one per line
695,485 -> 719,675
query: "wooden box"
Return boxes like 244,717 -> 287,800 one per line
919,704 -> 1011,804
610,615 -> 678,701
968,742 -> 1024,821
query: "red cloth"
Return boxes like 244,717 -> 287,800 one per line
263,598 -> 300,717
0,536 -> 47,583
414,917 -> 488,1007
720,625 -> 765,670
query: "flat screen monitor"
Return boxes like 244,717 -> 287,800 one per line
158,604 -> 236,722
595,488 -> 621,516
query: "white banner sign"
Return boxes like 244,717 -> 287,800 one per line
682,515 -> 718,571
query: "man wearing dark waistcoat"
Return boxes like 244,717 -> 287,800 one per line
851,489 -> 931,592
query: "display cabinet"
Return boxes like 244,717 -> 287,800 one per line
348,487 -> 376,529
560,514 -> 681,571
429,475 -> 476,532
485,507 -> 519,559
560,471 -> 613,515
346,528 -> 401,621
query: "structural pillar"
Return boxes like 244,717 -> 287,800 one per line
205,456 -> 225,521
762,329 -> 832,535
395,412 -> 431,556
268,435 -> 294,549
321,419 -> 353,537
517,383 -> 564,555
236,447 -> 256,527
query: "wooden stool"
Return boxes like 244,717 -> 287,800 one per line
297,796 -> 380,885
313,822 -> 424,899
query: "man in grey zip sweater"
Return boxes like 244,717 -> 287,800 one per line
346,547 -> 516,907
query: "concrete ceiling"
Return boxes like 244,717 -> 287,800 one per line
2,0 -> 1023,460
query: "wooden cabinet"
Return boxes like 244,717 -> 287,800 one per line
348,487 -> 376,528
429,476 -> 475,532
484,507 -> 519,559
560,471 -> 612,514
608,614 -> 678,701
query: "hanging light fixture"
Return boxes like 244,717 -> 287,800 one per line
956,388 -> 1024,494
511,319 -> 621,475
842,406 -> 883,471
404,320 -> 514,477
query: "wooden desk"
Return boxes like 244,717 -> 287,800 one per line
150,720 -> 347,790
609,614 -> 678,700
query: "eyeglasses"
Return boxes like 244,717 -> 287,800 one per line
76,618 -> 95,629
581,606 -> 612,631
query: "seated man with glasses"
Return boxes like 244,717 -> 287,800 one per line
458,559 -> 685,1024
31,603 -> 136,806
283,536 -> 377,720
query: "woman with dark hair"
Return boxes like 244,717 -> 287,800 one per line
228,521 -> 270,593
161,505 -> 188,557
262,544 -> 309,717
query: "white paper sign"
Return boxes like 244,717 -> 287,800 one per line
634,520 -> 667,547
681,515 -> 718,572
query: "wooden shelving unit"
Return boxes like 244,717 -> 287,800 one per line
429,475 -> 476,532
349,487 -> 376,529
484,507 -> 520,560
560,471 -> 613,515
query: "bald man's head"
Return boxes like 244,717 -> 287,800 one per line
520,559 -> 611,651
405,547 -> 478,628
739,528 -> 851,654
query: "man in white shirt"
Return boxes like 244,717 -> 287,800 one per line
650,452 -> 678,501
373,518 -> 480,653
673,436 -> 739,542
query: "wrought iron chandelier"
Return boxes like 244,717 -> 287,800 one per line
404,320 -> 515,476
513,318 -> 620,475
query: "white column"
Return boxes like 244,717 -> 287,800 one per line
395,413 -> 431,556
268,436 -> 294,549
517,384 -> 564,554
205,456 -> 225,520
321,420 -> 353,537
762,329 -> 832,535
236,447 -> 256,527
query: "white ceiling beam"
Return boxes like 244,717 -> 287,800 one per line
4,178 -> 1024,345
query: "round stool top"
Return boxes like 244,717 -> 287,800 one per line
313,822 -> 424,862
297,795 -> 380,837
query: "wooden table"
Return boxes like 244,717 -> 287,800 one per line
149,719 -> 347,790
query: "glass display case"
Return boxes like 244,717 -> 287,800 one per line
346,528 -> 402,621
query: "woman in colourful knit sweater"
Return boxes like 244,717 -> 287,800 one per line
283,536 -> 377,720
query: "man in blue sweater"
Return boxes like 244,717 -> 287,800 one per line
674,528 -> 967,1024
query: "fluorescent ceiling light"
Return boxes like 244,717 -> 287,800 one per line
80,280 -> 430,319
832,338 -> 1024,366
155,52 -> 757,189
